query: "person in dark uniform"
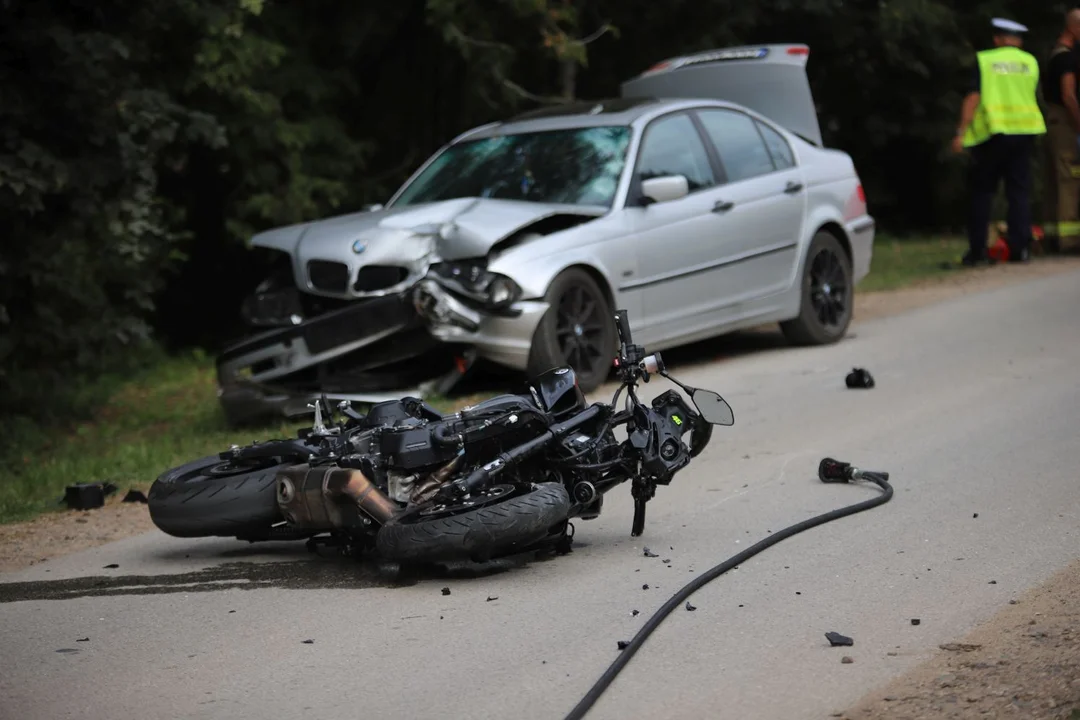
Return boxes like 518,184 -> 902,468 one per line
952,18 -> 1047,266
1040,9 -> 1080,254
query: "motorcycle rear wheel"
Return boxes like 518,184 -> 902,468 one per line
375,482 -> 571,563
148,454 -> 288,538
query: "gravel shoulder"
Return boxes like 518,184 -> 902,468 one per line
839,556 -> 1080,719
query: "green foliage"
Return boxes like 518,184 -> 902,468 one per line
3,0 -> 1080,449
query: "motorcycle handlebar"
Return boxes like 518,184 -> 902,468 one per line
616,310 -> 633,347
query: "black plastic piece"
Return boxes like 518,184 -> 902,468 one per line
825,631 -> 854,647
530,366 -> 586,420
63,483 -> 107,510
380,427 -> 459,470
845,368 -> 875,389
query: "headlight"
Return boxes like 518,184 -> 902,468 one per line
429,261 -> 522,309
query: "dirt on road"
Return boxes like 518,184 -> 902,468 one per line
2,255 -> 1080,719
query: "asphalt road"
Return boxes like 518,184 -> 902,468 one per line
3,269 -> 1080,720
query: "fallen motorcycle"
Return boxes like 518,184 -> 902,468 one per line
147,310 -> 735,563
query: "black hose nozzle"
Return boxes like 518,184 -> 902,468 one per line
819,457 -> 855,483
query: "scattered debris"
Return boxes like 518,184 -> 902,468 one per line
62,483 -> 118,511
738,604 -> 744,608
441,587 -> 451,596
988,580 -> 997,585
642,584 -> 650,590
796,591 -> 802,595
825,632 -> 854,647
685,602 -> 697,612
940,643 -> 982,652
973,513 -> 979,518
486,596 -> 498,602
1009,600 -> 1018,605
631,610 -> 639,617
229,610 -> 236,614
123,490 -> 149,504
643,547 -> 659,558
845,368 -> 875,389
302,639 -> 314,644
617,641 -> 630,651
76,638 -> 89,642
911,618 -> 921,626
841,656 -> 854,664
55,648 -> 80,654
662,559 -> 671,564
102,564 -> 119,569
887,652 -> 898,657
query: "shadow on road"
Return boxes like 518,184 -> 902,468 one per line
0,546 -> 575,603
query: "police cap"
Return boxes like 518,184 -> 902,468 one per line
991,17 -> 1029,35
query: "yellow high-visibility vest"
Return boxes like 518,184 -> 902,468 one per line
964,46 -> 1047,147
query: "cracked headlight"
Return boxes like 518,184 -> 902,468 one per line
430,261 -> 523,309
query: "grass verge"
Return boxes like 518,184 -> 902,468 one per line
0,234 -> 978,525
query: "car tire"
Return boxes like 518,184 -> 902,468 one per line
147,455 -> 286,538
527,268 -> 617,393
780,231 -> 854,346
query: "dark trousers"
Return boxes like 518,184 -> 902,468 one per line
967,134 -> 1035,256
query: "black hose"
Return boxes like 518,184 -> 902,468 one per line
562,463 -> 894,720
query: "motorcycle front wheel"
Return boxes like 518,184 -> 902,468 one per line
375,482 -> 571,563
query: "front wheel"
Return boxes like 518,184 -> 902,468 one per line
780,231 -> 854,346
527,268 -> 617,394
375,482 -> 571,563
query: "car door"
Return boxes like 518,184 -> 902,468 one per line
620,111 -> 745,343
691,108 -> 807,301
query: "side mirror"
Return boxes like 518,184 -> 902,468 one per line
640,175 -> 689,205
362,203 -> 384,212
689,389 -> 735,426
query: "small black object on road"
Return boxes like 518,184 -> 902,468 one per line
845,368 -> 875,389
123,490 -> 148,504
825,632 -> 854,647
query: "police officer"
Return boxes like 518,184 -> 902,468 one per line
952,18 -> 1047,266
1041,9 -> 1080,254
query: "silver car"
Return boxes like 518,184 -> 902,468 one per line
218,44 -> 874,425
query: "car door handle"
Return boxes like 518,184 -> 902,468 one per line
784,181 -> 804,194
712,200 -> 735,213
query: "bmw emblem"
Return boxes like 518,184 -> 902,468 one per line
352,240 -> 367,254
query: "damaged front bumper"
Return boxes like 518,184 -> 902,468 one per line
216,278 -> 548,426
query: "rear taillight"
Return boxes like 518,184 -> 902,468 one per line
787,46 -> 809,56
856,184 -> 866,204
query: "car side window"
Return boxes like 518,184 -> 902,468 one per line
756,120 -> 796,170
636,113 -> 716,192
696,109 -> 776,182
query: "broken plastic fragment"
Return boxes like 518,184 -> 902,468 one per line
486,596 -> 498,602
441,587 -> 451,596
973,513 -> 979,518
617,641 -> 630,650
642,584 -> 650,590
103,564 -> 119,569
845,368 -> 875,389
841,656 -> 854,664
643,547 -> 659,558
302,639 -> 314,644
631,610 -> 639,617
911,618 -> 921,626
76,637 -> 89,642
825,632 -> 854,647
685,602 -> 697,612
662,559 -> 671,564
122,490 -> 148,504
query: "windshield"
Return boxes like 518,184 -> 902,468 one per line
390,126 -> 631,209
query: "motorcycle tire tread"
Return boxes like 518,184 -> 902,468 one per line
375,482 -> 571,563
147,455 -> 285,538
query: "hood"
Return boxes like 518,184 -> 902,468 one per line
620,44 -> 824,147
250,197 -> 605,262
249,197 -> 605,299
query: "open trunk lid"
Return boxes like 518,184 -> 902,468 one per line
620,44 -> 823,147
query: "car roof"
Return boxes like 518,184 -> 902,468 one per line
453,97 -> 746,141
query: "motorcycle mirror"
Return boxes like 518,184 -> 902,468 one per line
688,388 -> 735,426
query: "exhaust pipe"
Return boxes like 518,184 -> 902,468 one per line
277,465 -> 399,530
